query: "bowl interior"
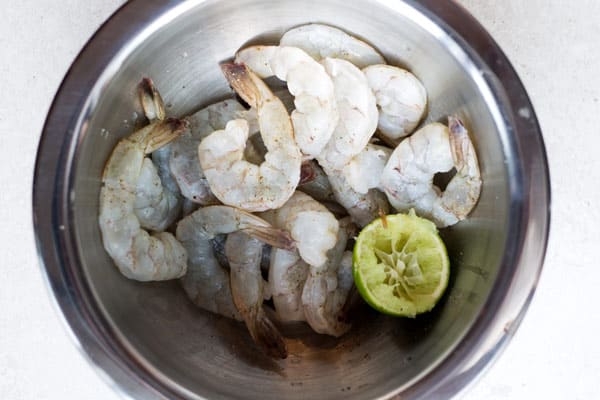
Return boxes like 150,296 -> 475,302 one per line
71,0 -> 510,398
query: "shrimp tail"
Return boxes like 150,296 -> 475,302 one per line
220,63 -> 261,109
138,77 -> 166,122
448,115 -> 469,170
241,225 -> 296,251
443,115 -> 482,220
144,118 -> 189,154
247,309 -> 288,359
448,115 -> 480,177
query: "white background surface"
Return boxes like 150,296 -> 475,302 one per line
1,1 -> 598,399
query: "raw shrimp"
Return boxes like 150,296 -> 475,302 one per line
179,90 -> 292,168
152,144 -> 182,203
316,58 -> 378,172
209,235 -> 272,299
380,116 -> 482,227
294,162 -> 347,218
169,99 -> 258,204
280,23 -> 386,68
134,158 -> 181,231
176,206 -> 295,320
212,234 -> 273,279
241,88 -> 295,165
180,242 -> 242,321
363,65 -> 427,143
134,78 -> 182,231
302,217 -> 356,337
291,157 -> 389,228
211,234 -> 230,271
235,46 -> 338,159
342,143 -> 392,194
99,118 -> 188,281
328,172 -> 390,228
198,64 -> 302,211
226,232 -> 287,358
261,191 -> 339,268
269,249 -> 309,322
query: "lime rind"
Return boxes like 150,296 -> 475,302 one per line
353,211 -> 450,317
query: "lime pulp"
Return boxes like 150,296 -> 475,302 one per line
352,210 -> 450,317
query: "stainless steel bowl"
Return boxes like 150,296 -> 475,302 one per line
33,0 -> 550,399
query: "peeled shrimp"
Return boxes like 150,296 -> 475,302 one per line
134,158 -> 181,231
170,92 -> 287,191
316,57 -> 378,172
328,172 -> 390,228
261,191 -> 339,268
176,206 -> 295,319
198,64 -> 302,211
213,234 -> 273,279
381,116 -> 482,227
280,23 -> 386,69
226,232 -> 287,358
134,78 -> 182,231
275,132 -> 387,228
169,99 -> 258,205
99,118 -> 188,281
235,45 -> 338,159
151,144 -> 181,203
241,88 -> 296,166
343,143 -> 392,194
302,217 -> 356,337
180,241 -> 242,321
363,65 -> 427,143
268,249 -> 309,322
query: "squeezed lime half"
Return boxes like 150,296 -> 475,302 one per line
353,210 -> 450,317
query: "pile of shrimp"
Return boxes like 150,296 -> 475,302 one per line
99,24 -> 482,359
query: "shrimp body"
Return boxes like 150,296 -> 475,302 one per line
235,46 -> 338,159
342,143 -> 392,194
292,153 -> 390,228
170,99 -> 258,205
269,248 -> 309,322
302,217 -> 355,337
134,78 -> 182,231
179,237 -> 242,321
134,157 -> 181,231
99,119 -> 188,281
317,58 -> 378,171
176,206 -> 295,319
280,23 -> 385,68
198,64 -> 302,212
226,232 -> 287,358
261,191 -> 339,268
363,65 -> 427,142
328,172 -> 390,228
381,117 -> 481,227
